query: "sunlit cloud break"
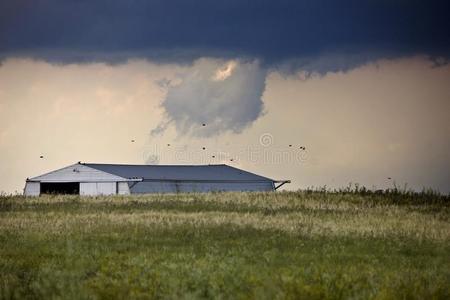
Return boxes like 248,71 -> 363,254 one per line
213,60 -> 238,81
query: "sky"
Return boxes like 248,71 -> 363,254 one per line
0,1 -> 449,193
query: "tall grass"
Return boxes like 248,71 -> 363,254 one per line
1,190 -> 449,299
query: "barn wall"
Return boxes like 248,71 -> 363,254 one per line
80,182 -> 117,196
30,164 -> 127,182
80,183 -> 96,195
24,182 -> 40,196
97,182 -> 116,195
130,181 -> 274,194
130,181 -> 177,193
118,182 -> 130,195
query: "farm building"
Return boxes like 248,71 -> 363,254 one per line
24,162 -> 290,196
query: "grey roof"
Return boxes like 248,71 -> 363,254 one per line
84,163 -> 275,182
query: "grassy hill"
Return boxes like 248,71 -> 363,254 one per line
1,191 -> 449,299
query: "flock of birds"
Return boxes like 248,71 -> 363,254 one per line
38,123 -> 307,164
139,122 -> 307,163
37,123 -> 396,182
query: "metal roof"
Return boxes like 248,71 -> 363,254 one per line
83,163 -> 275,182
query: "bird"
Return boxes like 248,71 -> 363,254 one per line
387,177 -> 392,180
202,147 -> 206,150
39,155 -> 44,159
230,159 -> 234,162
167,144 -> 171,146
212,155 -> 215,158
202,123 -> 206,126
289,144 -> 292,147
131,140 -> 135,143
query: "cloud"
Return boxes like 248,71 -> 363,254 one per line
1,1 -> 449,71
151,59 -> 266,137
144,154 -> 160,165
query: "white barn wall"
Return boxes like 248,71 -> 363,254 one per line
97,182 -> 116,195
24,182 -> 40,196
80,182 -> 117,196
26,163 -> 134,196
118,182 -> 130,195
80,183 -> 97,195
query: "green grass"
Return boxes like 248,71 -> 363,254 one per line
0,191 -> 449,299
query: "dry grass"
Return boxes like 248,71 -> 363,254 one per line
1,191 -> 449,299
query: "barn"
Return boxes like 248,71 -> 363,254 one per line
24,162 -> 290,196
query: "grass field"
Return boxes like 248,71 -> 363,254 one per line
1,190 -> 449,299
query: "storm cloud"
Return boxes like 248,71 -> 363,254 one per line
152,59 -> 266,137
1,0 -> 449,70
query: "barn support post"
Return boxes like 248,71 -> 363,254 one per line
274,180 -> 291,190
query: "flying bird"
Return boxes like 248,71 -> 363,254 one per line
202,147 -> 206,150
167,144 -> 171,146
289,145 -> 292,147
131,140 -> 135,143
212,155 -> 215,158
202,123 -> 206,126
39,155 -> 44,159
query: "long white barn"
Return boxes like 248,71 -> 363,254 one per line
24,162 -> 290,196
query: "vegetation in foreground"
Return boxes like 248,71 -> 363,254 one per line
0,190 -> 449,299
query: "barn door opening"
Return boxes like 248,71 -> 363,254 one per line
40,182 -> 80,195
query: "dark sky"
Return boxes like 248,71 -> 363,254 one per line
1,0 -> 449,70
1,1 -> 450,193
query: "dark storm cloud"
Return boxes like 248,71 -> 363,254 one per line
1,0 -> 449,68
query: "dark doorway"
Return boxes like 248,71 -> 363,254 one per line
40,182 -> 80,195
